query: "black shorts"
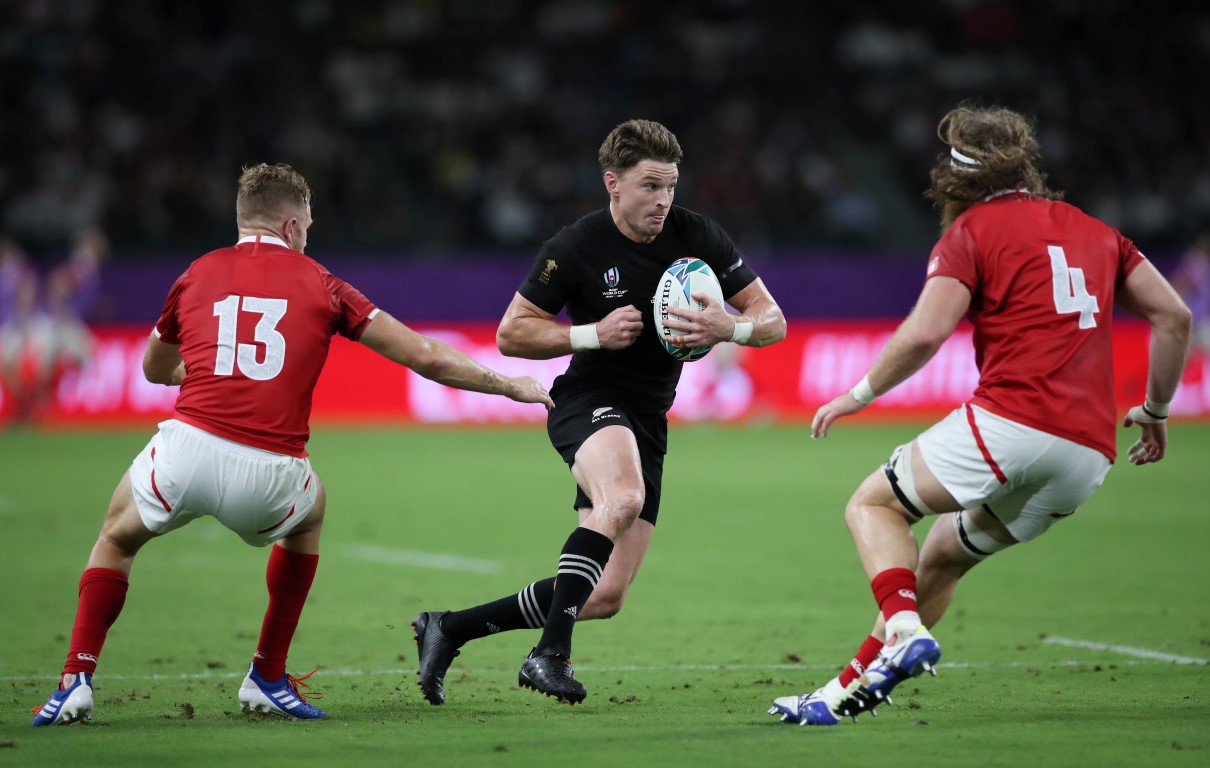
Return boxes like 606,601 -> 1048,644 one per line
546,378 -> 669,525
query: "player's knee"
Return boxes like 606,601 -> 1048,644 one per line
586,586 -> 626,619
602,487 -> 645,523
95,527 -> 144,560
843,482 -> 889,527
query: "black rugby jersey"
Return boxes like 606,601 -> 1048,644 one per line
518,205 -> 758,412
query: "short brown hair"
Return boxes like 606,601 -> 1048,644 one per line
598,119 -> 683,174
236,163 -> 312,226
926,105 -> 1061,234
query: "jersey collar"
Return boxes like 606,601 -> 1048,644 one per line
984,188 -> 1031,202
237,235 -> 289,248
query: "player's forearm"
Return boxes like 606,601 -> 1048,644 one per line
731,299 -> 786,348
413,337 -> 520,397
1146,308 -> 1192,404
497,316 -> 578,359
865,320 -> 947,397
142,342 -> 185,386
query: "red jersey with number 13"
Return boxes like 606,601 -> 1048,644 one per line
154,237 -> 378,457
927,192 -> 1144,461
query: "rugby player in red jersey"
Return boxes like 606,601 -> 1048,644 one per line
32,163 -> 553,726
770,105 -> 1192,726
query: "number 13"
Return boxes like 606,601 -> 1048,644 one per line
213,295 -> 288,380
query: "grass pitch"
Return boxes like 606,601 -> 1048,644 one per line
2,422 -> 1208,767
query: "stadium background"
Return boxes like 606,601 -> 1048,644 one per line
1,0 -> 1208,425
3,5 -> 1209,764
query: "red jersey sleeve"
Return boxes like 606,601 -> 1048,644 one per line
1116,231 -> 1147,286
154,271 -> 188,344
926,216 -> 979,291
323,271 -> 378,340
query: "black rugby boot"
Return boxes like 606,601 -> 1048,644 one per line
517,648 -> 586,704
412,611 -> 461,705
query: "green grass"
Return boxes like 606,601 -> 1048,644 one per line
2,423 -> 1208,767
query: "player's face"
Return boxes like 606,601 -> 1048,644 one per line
607,160 -> 678,243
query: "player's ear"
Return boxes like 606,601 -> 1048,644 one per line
282,216 -> 298,242
603,171 -> 620,198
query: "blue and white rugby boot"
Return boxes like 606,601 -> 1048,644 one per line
856,626 -> 941,708
238,663 -> 328,720
31,672 -> 94,726
769,677 -> 863,726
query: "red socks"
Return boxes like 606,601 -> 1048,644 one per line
870,567 -> 919,623
838,635 -> 885,687
63,568 -> 129,676
253,546 -> 319,681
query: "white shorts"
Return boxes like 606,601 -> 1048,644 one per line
914,404 -> 1111,542
129,419 -> 318,547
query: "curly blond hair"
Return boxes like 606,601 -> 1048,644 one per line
926,105 -> 1061,234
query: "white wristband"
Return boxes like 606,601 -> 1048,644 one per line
850,375 -> 876,405
1143,397 -> 1170,419
569,323 -> 600,351
730,318 -> 753,345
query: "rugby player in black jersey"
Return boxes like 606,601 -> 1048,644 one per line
413,119 -> 786,705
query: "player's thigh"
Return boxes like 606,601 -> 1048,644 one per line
989,439 -> 1110,542
278,474 -> 327,554
571,425 -> 644,504
97,470 -> 159,553
128,423 -> 207,536
862,434 -> 963,522
913,406 -> 1010,514
547,388 -> 643,489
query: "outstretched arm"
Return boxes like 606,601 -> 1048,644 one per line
812,276 -> 971,438
1115,261 -> 1192,464
359,311 -> 553,408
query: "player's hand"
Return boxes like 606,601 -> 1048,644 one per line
1123,404 -> 1168,464
664,292 -> 732,349
811,391 -> 867,439
509,376 -> 555,410
595,305 -> 644,349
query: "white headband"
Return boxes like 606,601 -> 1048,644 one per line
950,147 -> 981,169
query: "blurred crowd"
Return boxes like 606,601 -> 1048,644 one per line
0,0 -> 1207,263
0,228 -> 106,423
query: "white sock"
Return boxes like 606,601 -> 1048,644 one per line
885,611 -> 923,643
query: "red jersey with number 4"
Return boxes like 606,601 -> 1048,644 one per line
154,237 -> 378,457
928,192 -> 1145,461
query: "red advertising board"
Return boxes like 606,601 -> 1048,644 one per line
7,321 -> 1208,427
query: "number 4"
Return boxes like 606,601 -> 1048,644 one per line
1048,245 -> 1098,329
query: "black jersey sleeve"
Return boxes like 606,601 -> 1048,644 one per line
517,230 -> 575,315
680,210 -> 759,299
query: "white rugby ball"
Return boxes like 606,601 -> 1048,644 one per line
653,257 -> 724,361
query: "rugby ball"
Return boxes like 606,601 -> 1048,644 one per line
653,258 -> 724,361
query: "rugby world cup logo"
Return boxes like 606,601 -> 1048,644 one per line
604,266 -> 620,288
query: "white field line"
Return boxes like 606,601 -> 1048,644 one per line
341,544 -> 503,574
1043,636 -> 1207,665
0,656 -> 1195,683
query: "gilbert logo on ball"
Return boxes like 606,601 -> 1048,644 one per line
652,258 -> 723,361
